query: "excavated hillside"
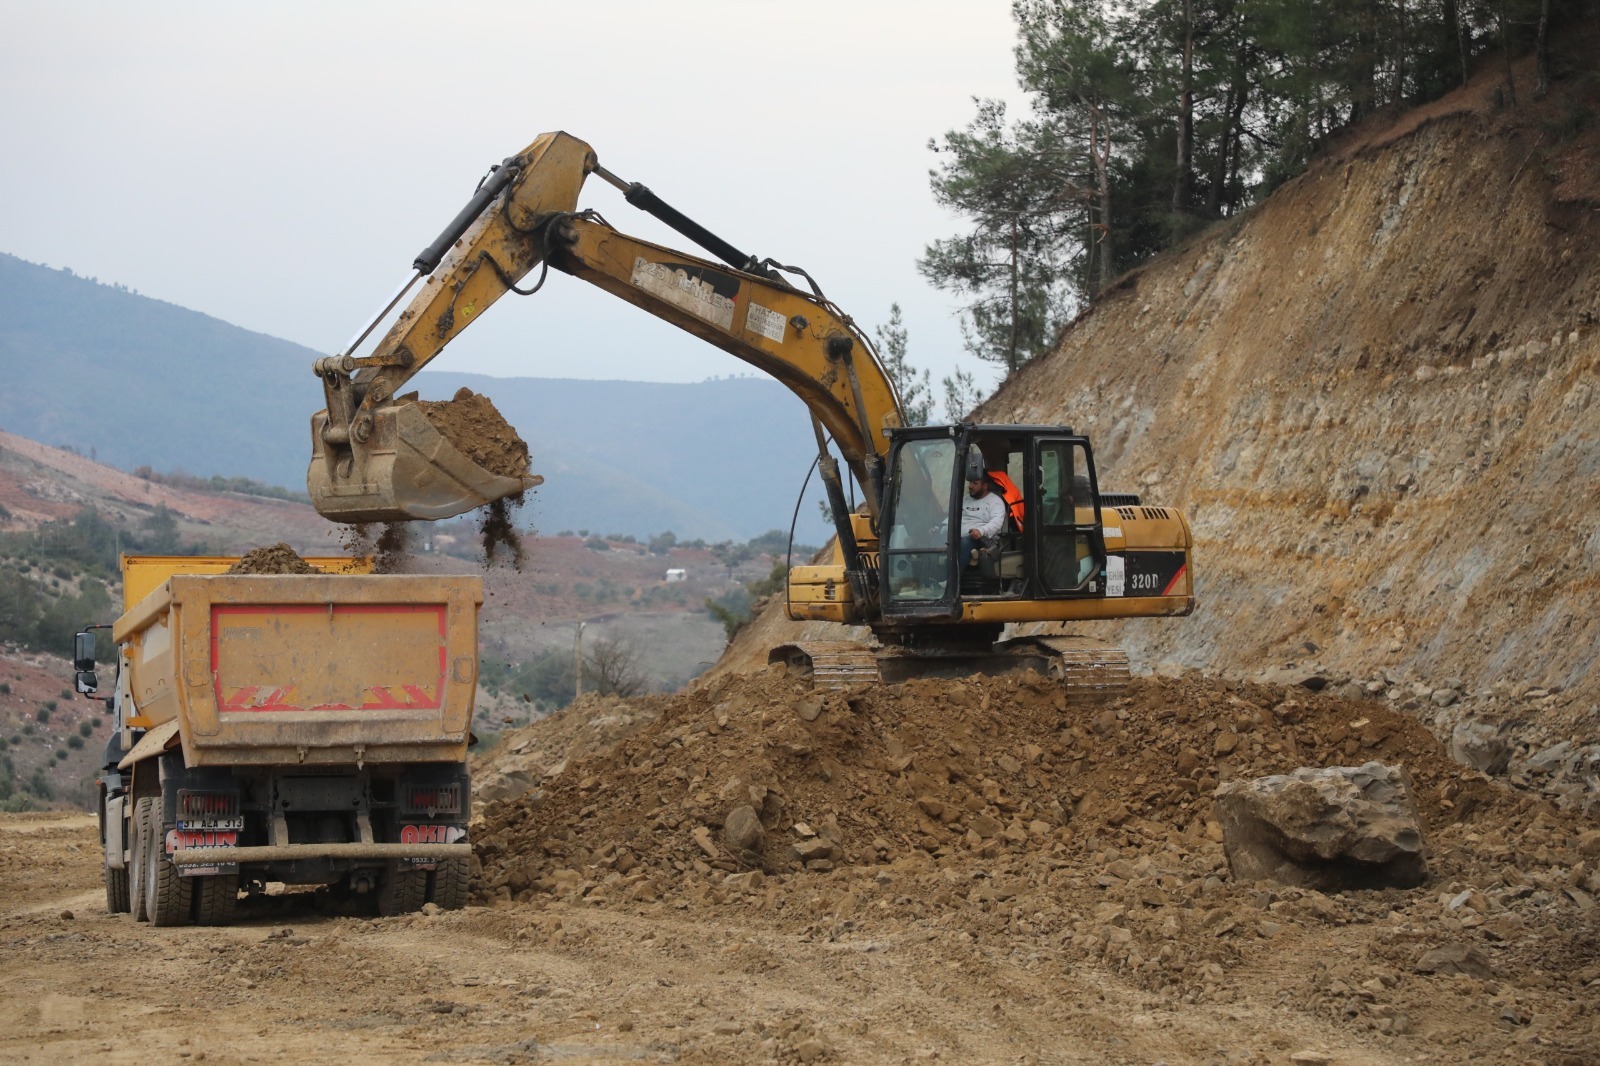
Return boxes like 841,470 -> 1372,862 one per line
992,71 -> 1599,707
725,58 -> 1600,811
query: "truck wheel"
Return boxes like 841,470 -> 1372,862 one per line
104,857 -> 131,914
144,808 -> 193,927
429,858 -> 470,911
192,874 -> 239,926
378,860 -> 427,916
129,798 -> 152,923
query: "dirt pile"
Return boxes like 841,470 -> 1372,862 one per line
472,669 -> 1600,1061
225,542 -> 320,575
473,692 -> 665,802
413,387 -> 530,480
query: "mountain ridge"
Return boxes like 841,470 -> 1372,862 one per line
0,252 -> 826,542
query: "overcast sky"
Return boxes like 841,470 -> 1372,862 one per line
1,1 -> 1028,399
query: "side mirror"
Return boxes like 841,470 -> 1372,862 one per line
76,670 -> 99,696
73,630 -> 98,672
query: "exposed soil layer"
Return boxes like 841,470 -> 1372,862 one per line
413,387 -> 531,479
472,669 -> 1600,1062
225,542 -> 320,574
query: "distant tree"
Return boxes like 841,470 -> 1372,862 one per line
920,99 -> 1080,376
942,368 -> 986,421
874,303 -> 934,426
141,504 -> 181,553
710,541 -> 756,577
0,572 -> 42,643
583,635 -> 647,698
648,530 -> 678,555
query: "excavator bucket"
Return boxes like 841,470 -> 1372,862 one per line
307,402 -> 542,524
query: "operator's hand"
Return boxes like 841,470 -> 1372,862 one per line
968,528 -> 982,539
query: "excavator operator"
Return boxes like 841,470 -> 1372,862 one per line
960,474 -> 1007,570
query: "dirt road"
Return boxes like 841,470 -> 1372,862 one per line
1,814 -> 1369,1066
6,673 -> 1597,1064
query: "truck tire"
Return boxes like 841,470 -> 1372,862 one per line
129,798 -> 152,923
104,857 -> 131,914
429,858 -> 470,910
144,807 -> 193,926
192,874 -> 239,926
378,860 -> 427,916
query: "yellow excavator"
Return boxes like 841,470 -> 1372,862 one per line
307,132 -> 1192,695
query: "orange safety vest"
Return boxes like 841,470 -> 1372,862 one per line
988,471 -> 1024,532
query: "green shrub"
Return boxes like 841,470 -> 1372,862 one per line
67,734 -> 84,749
78,720 -> 93,737
34,707 -> 50,723
0,682 -> 9,695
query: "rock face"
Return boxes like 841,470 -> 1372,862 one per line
1215,762 -> 1427,890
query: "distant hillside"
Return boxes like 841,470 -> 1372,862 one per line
0,253 -> 826,542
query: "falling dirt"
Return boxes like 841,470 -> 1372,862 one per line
340,522 -> 415,573
478,493 -> 527,570
225,542 -> 320,575
413,387 -> 531,480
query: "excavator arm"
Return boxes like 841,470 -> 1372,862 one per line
309,131 -> 902,525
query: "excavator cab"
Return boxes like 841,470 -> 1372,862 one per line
878,426 -> 1109,618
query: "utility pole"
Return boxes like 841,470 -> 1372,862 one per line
574,622 -> 586,702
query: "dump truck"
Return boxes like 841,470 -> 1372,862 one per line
75,554 -> 481,925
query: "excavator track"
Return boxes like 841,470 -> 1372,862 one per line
770,635 -> 1129,703
769,641 -> 883,687
996,635 -> 1132,704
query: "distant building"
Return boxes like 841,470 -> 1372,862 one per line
665,568 -> 687,583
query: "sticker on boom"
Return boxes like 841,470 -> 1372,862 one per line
745,302 -> 786,343
630,258 -> 736,329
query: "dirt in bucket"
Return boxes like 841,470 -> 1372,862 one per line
412,388 -> 531,479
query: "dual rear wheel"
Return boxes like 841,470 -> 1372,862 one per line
123,796 -> 236,925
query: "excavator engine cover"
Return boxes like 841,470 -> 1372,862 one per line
308,403 -> 542,523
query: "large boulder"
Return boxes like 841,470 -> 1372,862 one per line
1214,762 -> 1428,890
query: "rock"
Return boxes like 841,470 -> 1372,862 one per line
792,838 -> 836,863
1449,718 -> 1511,775
1479,913 -> 1525,941
794,1038 -> 831,1062
477,769 -> 538,804
723,805 -> 766,855
968,813 -> 1002,838
1289,1053 -> 1333,1065
1525,740 -> 1574,775
1414,943 -> 1496,978
1214,731 -> 1239,756
1214,762 -> 1427,890
691,826 -> 719,858
794,698 -> 824,723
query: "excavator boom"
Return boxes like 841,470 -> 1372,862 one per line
308,131 -> 900,525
